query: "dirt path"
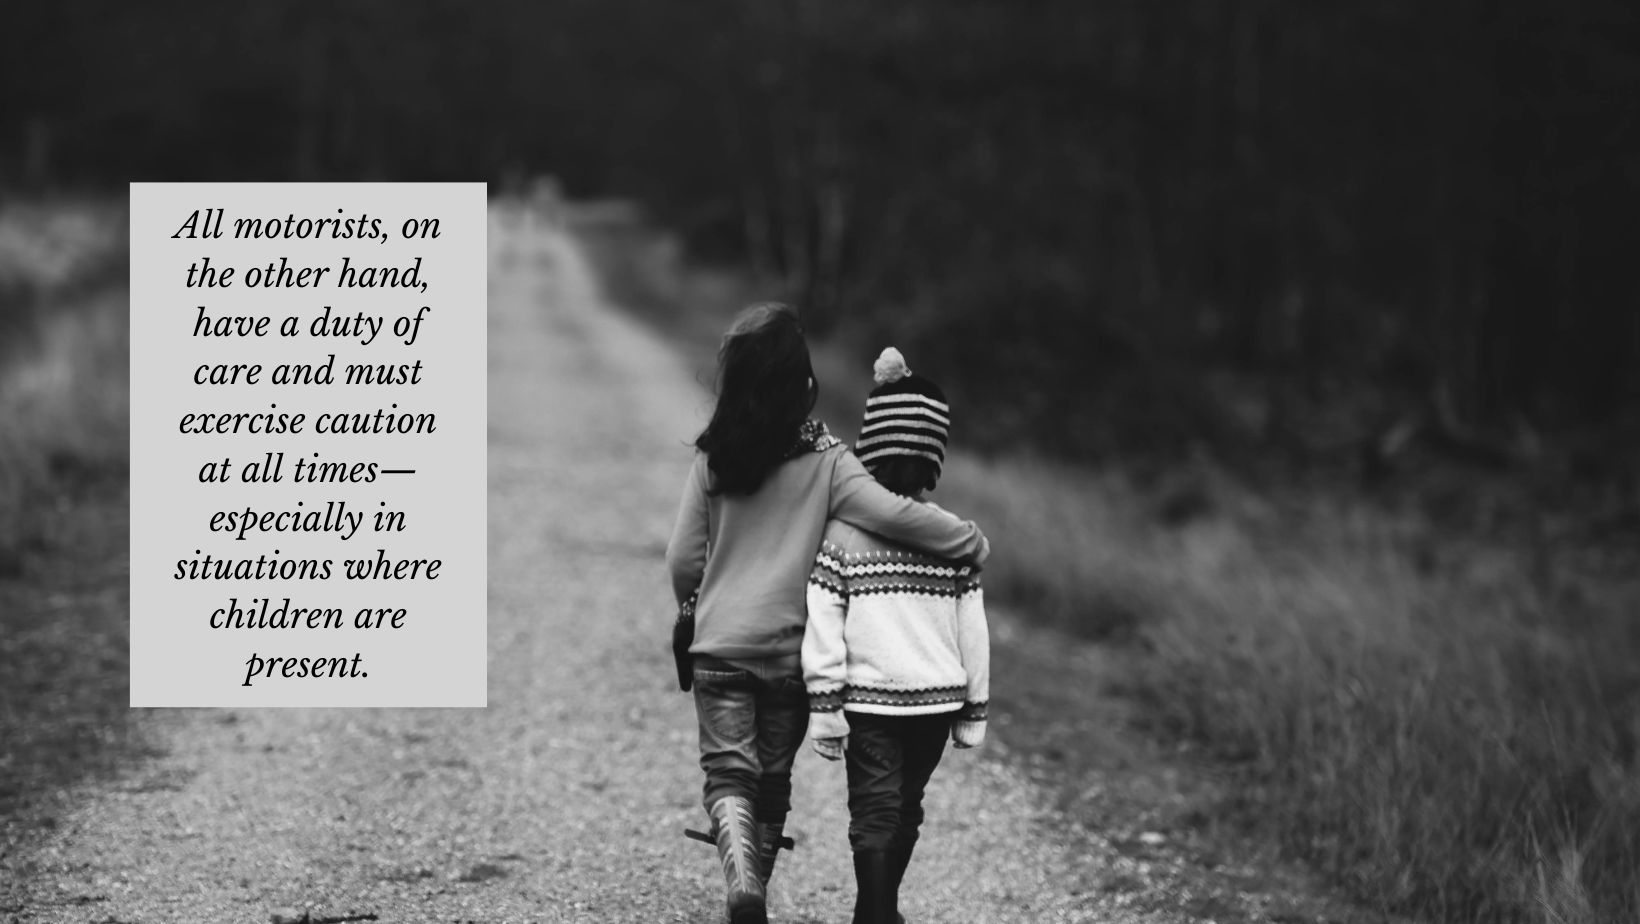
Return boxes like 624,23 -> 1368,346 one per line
2,210 -> 1191,924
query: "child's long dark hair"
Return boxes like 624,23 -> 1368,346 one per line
696,303 -> 818,496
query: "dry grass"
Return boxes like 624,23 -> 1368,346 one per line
0,198 -> 136,819
0,198 -> 126,295
0,198 -> 130,574
939,454 -> 1640,923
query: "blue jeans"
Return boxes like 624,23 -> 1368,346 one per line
692,654 -> 810,825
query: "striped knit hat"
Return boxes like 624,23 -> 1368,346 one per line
855,347 -> 950,475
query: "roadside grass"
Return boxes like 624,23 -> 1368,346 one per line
570,202 -> 1640,923
963,462 -> 1640,923
0,198 -> 129,576
0,197 -> 136,818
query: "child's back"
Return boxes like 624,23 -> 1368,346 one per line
804,515 -> 987,725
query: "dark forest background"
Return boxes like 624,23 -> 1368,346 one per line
6,0 -> 1637,489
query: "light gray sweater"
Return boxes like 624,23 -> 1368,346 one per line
802,514 -> 990,748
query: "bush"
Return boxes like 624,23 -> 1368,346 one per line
0,199 -> 129,573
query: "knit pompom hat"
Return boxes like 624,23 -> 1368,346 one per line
855,347 -> 950,475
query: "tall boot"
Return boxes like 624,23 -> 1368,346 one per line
851,848 -> 896,924
886,840 -> 915,924
755,821 -> 786,890
708,796 -> 767,924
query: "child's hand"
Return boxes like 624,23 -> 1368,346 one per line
952,719 -> 986,749
813,736 -> 847,761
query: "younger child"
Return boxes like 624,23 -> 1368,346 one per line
802,348 -> 991,924
667,308 -> 990,924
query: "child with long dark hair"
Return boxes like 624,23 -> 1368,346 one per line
666,305 -> 989,924
802,348 -> 990,924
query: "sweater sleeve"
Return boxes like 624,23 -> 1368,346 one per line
664,454 -> 710,606
802,536 -> 852,740
828,451 -> 990,566
953,569 -> 990,746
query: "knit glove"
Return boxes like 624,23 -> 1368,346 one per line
951,718 -> 986,749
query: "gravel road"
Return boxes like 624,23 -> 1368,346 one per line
2,210 -> 1180,924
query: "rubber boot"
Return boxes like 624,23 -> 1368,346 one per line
708,796 -> 767,924
851,849 -> 896,924
886,841 -> 914,924
756,821 -> 785,890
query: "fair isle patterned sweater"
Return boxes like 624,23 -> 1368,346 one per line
802,510 -> 990,747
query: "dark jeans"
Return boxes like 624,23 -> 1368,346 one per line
692,654 -> 810,826
844,712 -> 952,852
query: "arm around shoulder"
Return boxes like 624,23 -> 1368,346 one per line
828,450 -> 989,565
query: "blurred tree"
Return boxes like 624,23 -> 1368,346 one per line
6,0 -> 1635,468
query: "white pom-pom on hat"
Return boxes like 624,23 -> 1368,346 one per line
860,345 -> 949,476
873,347 -> 912,385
